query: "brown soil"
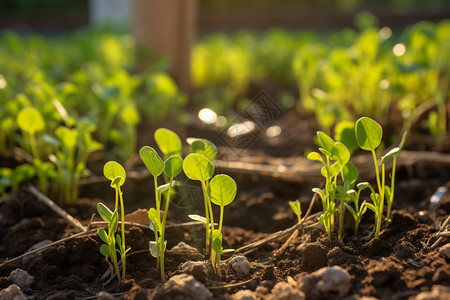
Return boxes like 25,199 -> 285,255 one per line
1,110 -> 450,299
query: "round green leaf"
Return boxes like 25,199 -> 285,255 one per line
17,107 -> 45,133
154,128 -> 182,157
332,142 -> 350,167
139,146 -> 164,177
103,161 -> 126,186
164,156 -> 183,178
334,121 -> 358,152
209,174 -> 237,207
355,117 -> 382,151
342,161 -> 359,183
97,202 -> 113,222
187,138 -> 217,161
183,153 -> 214,182
99,244 -> 110,257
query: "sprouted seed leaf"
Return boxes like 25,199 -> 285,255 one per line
188,214 -> 208,224
187,138 -> 218,161
183,153 -> 214,181
149,241 -> 158,257
140,146 -> 164,177
97,202 -> 113,222
317,131 -> 335,153
154,128 -> 182,157
342,161 -> 359,183
103,161 -> 126,186
332,142 -> 350,167
355,117 -> 382,151
381,147 -> 400,164
17,107 -> 45,134
209,174 -> 237,207
307,151 -> 324,164
164,156 -> 183,178
99,244 -> 110,257
97,228 -> 109,244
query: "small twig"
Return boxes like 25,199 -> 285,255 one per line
27,185 -> 86,232
430,215 -> 450,249
81,291 -> 131,300
274,229 -> 299,257
235,194 -> 318,255
0,228 -> 96,268
207,278 -> 254,290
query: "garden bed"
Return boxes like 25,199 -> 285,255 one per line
0,112 -> 449,300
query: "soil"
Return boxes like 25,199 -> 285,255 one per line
1,109 -> 450,299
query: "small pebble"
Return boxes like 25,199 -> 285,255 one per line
229,256 -> 251,276
268,282 -> 304,300
415,285 -> 450,300
0,284 -> 27,300
153,274 -> 212,300
9,269 -> 34,289
97,291 -> 115,300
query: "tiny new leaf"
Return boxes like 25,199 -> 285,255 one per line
183,153 -> 214,182
139,146 -> 164,177
103,161 -> 126,186
154,128 -> 182,157
209,174 -> 237,207
355,117 -> 382,151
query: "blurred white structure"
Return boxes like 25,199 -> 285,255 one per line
89,0 -> 130,26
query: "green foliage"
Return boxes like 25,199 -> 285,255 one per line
154,128 -> 182,158
183,153 -> 214,182
17,107 -> 45,134
140,146 -> 164,177
101,161 -> 128,281
289,200 -> 302,223
355,117 -> 383,151
164,156 -> 183,179
209,174 -> 237,207
187,138 -> 218,161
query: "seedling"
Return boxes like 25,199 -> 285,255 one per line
140,146 -> 182,282
103,161 -> 129,280
344,182 -> 370,235
209,174 -> 237,275
97,202 -> 121,281
183,153 -> 215,253
355,117 -> 405,238
289,200 -> 302,224
308,131 -> 354,241
154,128 -> 182,159
186,138 -> 218,161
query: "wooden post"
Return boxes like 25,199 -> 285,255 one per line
131,0 -> 197,93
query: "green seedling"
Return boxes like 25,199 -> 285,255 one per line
97,202 -> 121,281
183,153 -> 215,253
16,107 -> 45,160
140,146 -> 183,282
289,200 -> 302,224
209,174 -> 237,275
139,146 -> 164,274
186,138 -> 218,161
103,161 -> 129,280
308,131 -> 353,241
381,131 -> 407,223
154,128 -> 182,159
16,107 -> 51,194
355,117 -> 405,238
344,182 -> 370,235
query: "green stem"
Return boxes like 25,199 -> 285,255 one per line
159,178 -> 174,283
386,156 -> 397,222
201,181 -> 210,254
338,199 -> 344,242
371,150 -> 382,195
118,186 -> 126,280
375,164 -> 385,238
153,176 -> 160,269
29,131 -> 40,160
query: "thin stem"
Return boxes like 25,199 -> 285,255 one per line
201,181 -> 210,254
118,186 -> 126,280
386,156 -> 397,221
375,164 -> 385,238
338,199 -> 344,242
219,205 -> 224,233
153,176 -> 160,269
371,150 -> 382,194
29,131 -> 40,160
159,177 -> 174,283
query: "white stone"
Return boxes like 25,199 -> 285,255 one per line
0,284 -> 27,300
165,274 -> 212,300
315,266 -> 351,297
9,269 -> 34,289
229,255 -> 251,276
269,282 -> 304,300
415,285 -> 450,300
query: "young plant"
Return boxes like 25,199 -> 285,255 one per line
209,174 -> 237,275
139,146 -> 164,277
289,200 -> 302,224
344,182 -> 370,235
308,131 -> 353,241
154,128 -> 182,159
103,161 -> 129,280
355,117 -> 405,238
142,148 -> 183,282
183,153 -> 215,253
97,202 -> 121,281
